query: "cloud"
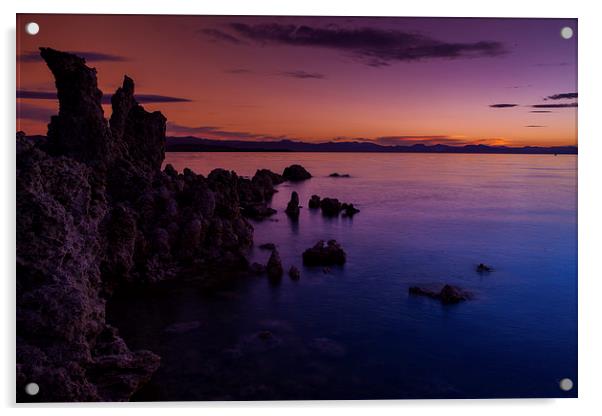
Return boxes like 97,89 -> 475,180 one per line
18,50 -> 127,63
17,102 -> 56,122
531,102 -> 578,108
205,23 -> 506,66
17,89 -> 191,104
167,122 -> 292,141
489,103 -> 518,108
530,110 -> 552,113
279,70 -> 325,79
200,28 -> 245,45
525,125 -> 546,128
546,92 -> 578,100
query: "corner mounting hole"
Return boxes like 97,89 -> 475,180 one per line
25,22 -> 39,36
25,382 -> 39,396
560,26 -> 573,40
559,378 -> 574,391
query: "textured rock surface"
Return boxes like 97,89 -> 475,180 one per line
266,249 -> 284,281
302,240 -> 347,266
17,48 -> 254,402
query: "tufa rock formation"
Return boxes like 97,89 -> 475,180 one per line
285,191 -> 301,218
302,240 -> 347,266
308,194 -> 321,209
266,249 -> 284,282
282,164 -> 312,181
16,48 -> 255,402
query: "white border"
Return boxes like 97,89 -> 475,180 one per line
2,1 -> 601,415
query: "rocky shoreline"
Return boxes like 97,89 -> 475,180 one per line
16,48 -> 308,402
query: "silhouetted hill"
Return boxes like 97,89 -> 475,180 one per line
166,136 -> 577,155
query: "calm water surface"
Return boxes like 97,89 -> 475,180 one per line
108,152 -> 577,400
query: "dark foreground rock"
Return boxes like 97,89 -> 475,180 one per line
409,285 -> 472,304
282,164 -> 312,181
16,49 -> 255,402
285,191 -> 301,218
302,240 -> 347,266
258,242 -> 276,251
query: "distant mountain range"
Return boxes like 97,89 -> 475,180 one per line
166,136 -> 577,154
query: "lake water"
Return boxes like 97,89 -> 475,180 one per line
108,152 -> 577,400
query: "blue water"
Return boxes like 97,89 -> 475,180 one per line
108,152 -> 577,400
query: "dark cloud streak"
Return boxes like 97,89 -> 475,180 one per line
489,103 -> 518,108
18,50 -> 127,63
279,70 -> 325,79
17,90 -> 192,104
203,23 -> 506,66
531,102 -> 577,108
546,92 -> 578,100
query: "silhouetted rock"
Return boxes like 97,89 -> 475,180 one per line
282,164 -> 312,181
476,263 -> 492,273
409,285 -> 471,304
16,48 -> 254,402
302,240 -> 346,266
308,194 -> 321,209
238,169 -> 282,220
266,249 -> 283,281
329,172 -> 350,178
341,203 -> 360,217
289,266 -> 300,280
285,191 -> 300,218
320,198 -> 342,216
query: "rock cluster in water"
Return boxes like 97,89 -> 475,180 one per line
302,240 -> 347,266
408,285 -> 472,304
308,195 -> 360,217
285,191 -> 301,218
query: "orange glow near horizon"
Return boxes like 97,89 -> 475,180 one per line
17,14 -> 577,147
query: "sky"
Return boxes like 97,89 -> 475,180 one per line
16,14 -> 577,147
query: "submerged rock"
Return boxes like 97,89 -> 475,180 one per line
285,191 -> 301,218
302,240 -> 346,266
282,164 -> 312,181
289,266 -> 301,280
408,284 -> 472,304
266,249 -> 284,281
308,194 -> 321,209
329,173 -> 350,178
476,263 -> 493,273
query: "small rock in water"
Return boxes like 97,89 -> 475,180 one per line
409,284 -> 471,304
341,203 -> 360,217
303,240 -> 346,266
282,164 -> 312,181
329,172 -> 350,178
476,263 -> 492,273
319,198 -> 342,216
308,194 -> 321,209
285,191 -> 301,218
266,249 -> 284,281
289,266 -> 301,280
